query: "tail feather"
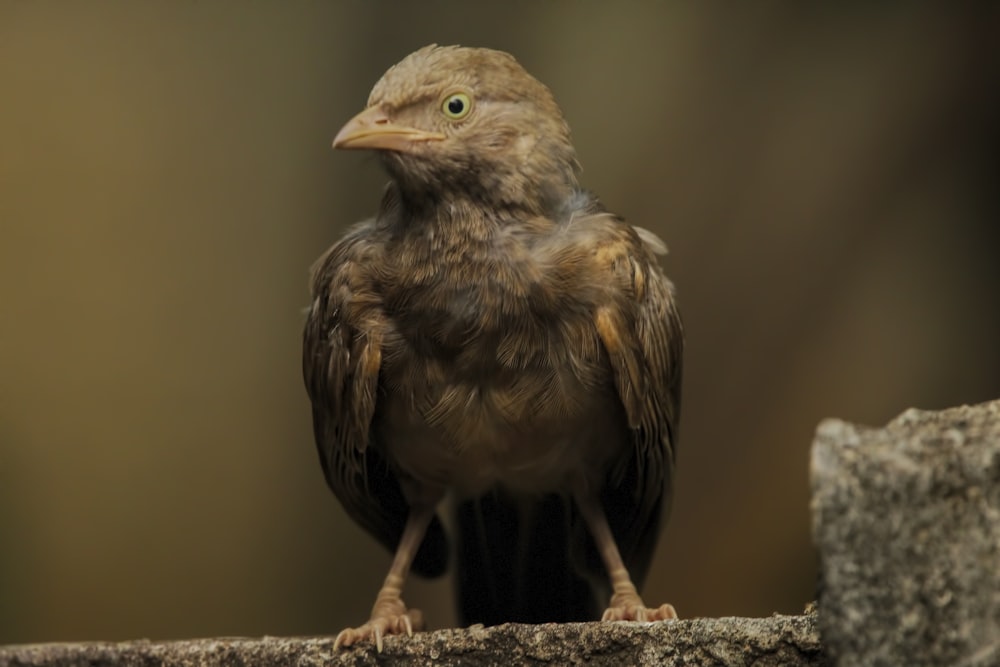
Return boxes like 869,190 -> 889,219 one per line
453,492 -> 600,626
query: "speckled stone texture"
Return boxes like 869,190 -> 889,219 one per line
0,614 -> 824,667
811,400 -> 1000,667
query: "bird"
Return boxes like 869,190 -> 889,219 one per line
302,44 -> 683,651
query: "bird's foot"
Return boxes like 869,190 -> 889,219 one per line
602,602 -> 677,622
333,597 -> 424,652
602,590 -> 677,622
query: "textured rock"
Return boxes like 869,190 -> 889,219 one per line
0,614 -> 824,666
811,400 -> 1000,667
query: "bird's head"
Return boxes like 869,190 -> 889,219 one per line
333,44 -> 580,214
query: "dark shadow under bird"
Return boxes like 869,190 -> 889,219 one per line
302,44 -> 683,650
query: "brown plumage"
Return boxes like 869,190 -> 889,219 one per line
303,44 -> 683,650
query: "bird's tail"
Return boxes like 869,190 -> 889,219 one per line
453,491 -> 601,626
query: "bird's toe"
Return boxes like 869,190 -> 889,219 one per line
333,607 -> 425,652
602,601 -> 677,623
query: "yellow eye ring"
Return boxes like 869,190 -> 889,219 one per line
441,92 -> 472,120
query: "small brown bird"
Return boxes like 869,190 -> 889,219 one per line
303,44 -> 683,650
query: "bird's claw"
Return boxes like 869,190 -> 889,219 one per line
333,607 -> 424,652
602,601 -> 677,623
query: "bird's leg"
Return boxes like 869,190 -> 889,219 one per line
334,502 -> 437,651
575,492 -> 678,622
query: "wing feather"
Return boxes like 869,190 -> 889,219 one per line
592,222 -> 683,587
303,222 -> 447,577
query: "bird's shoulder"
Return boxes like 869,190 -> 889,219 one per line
308,218 -> 383,297
302,217 -> 390,401
521,193 -> 673,305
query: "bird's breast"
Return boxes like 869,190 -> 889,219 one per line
372,217 -> 630,497
375,308 -> 628,498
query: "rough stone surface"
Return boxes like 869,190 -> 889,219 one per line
0,614 -> 824,666
811,399 -> 1000,667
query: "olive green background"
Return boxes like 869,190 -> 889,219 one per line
2,3 -> 998,643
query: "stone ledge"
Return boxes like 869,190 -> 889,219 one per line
0,613 -> 823,666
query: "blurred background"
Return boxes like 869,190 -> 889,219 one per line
2,2 -> 998,643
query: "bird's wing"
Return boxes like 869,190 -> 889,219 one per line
303,222 -> 447,576
591,219 -> 683,586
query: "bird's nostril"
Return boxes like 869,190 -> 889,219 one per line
374,117 -> 389,125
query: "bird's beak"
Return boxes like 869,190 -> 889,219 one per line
333,105 -> 446,151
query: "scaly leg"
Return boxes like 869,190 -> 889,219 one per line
575,492 -> 677,622
334,503 -> 437,651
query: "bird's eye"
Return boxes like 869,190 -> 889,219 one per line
441,93 -> 472,120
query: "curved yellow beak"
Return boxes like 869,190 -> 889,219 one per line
332,105 -> 446,151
